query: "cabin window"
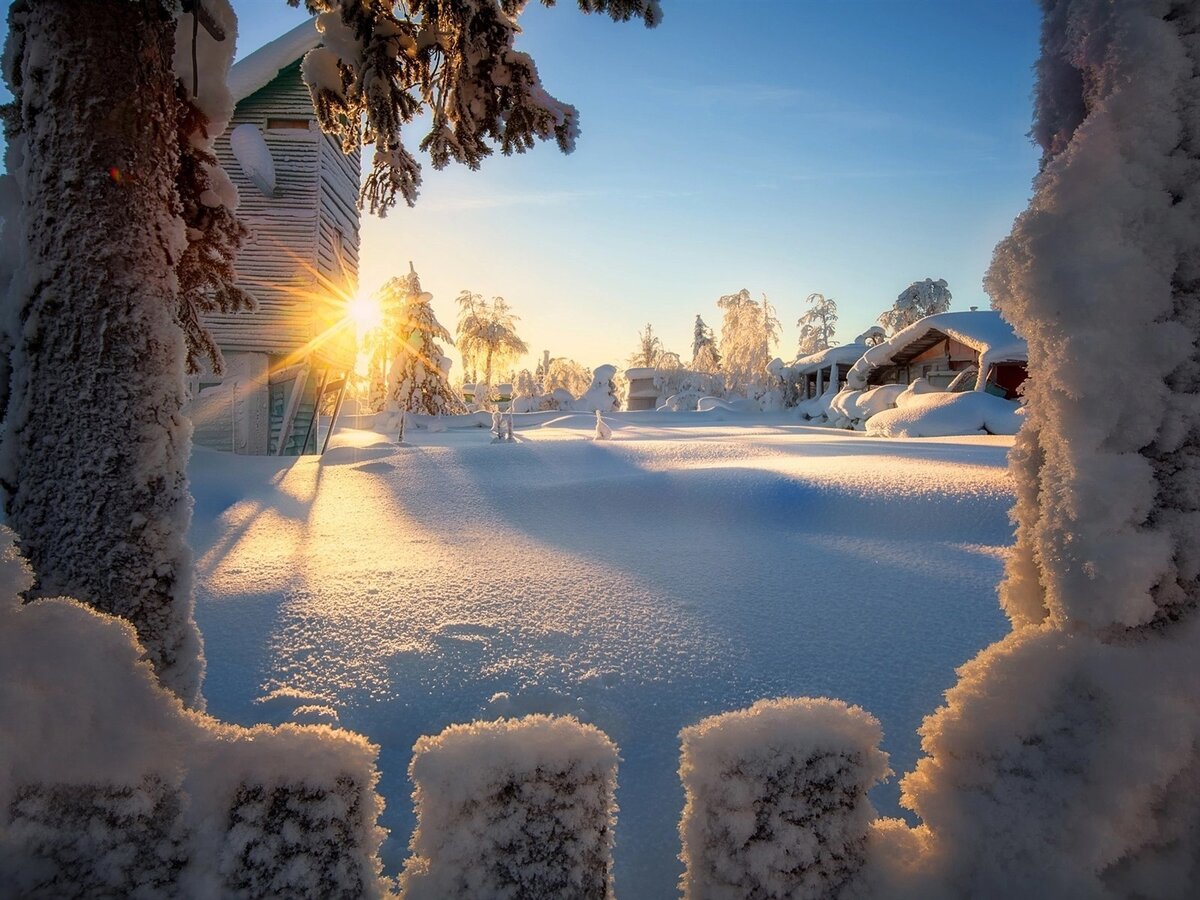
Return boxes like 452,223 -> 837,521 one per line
266,118 -> 311,131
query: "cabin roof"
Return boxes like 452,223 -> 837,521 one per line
229,18 -> 321,103
790,343 -> 872,375
847,310 -> 1027,389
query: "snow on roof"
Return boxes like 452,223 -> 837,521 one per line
847,310 -> 1027,390
790,343 -> 872,375
228,18 -> 321,104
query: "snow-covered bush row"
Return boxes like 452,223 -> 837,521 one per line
865,391 -> 1022,438
678,698 -> 889,900
0,527 -> 388,898
402,715 -> 619,899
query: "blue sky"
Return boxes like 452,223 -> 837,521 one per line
5,0 -> 1043,370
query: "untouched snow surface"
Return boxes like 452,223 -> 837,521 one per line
190,414 -> 1013,896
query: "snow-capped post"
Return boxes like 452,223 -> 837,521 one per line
678,698 -> 889,900
401,715 -> 620,899
594,410 -> 613,441
0,525 -> 390,898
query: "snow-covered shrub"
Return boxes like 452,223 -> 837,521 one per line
0,526 -> 388,897
574,364 -> 619,413
865,391 -> 1021,438
678,697 -> 889,900
402,715 -> 619,899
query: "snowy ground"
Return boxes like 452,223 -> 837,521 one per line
190,412 -> 1013,897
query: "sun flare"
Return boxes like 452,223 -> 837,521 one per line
346,292 -> 385,333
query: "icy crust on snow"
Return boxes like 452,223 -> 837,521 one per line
985,0 -> 1200,631
865,391 -> 1022,439
846,311 -> 1026,392
228,17 -> 321,103
402,715 -> 618,899
679,698 -> 889,900
0,527 -> 389,898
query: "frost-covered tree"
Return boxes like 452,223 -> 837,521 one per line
376,267 -> 465,416
717,289 -> 780,396
455,292 -> 529,393
0,0 -> 661,705
691,314 -> 720,373
795,292 -> 838,357
877,278 -> 952,334
628,322 -> 665,368
544,358 -> 592,398
888,2 -> 1200,894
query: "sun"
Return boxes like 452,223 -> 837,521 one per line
345,291 -> 385,334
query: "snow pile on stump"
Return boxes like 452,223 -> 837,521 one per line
678,697 -> 889,900
402,715 -> 619,899
0,526 -> 388,897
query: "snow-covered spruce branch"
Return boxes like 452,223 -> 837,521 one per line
290,0 -> 660,215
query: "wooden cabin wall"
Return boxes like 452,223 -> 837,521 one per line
208,62 -> 321,356
314,130 -> 360,372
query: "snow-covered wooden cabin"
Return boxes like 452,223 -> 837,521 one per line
790,342 -> 875,403
188,19 -> 359,455
845,310 -> 1028,399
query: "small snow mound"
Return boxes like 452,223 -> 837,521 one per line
866,391 -> 1022,438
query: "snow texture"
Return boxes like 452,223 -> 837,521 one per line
846,311 -> 1027,393
889,621 -> 1200,898
2,0 -> 203,704
865,391 -> 1022,439
678,697 -> 889,900
401,715 -> 619,899
0,526 -> 389,897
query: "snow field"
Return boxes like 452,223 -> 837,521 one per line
192,414 -> 1013,896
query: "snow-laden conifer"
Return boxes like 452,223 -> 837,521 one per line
401,715 -> 619,900
679,697 -> 889,900
375,266 -> 466,416
293,0 -> 662,214
796,292 -> 839,357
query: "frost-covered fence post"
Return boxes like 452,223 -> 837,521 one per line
400,715 -> 620,899
678,698 -> 889,900
0,527 -> 390,897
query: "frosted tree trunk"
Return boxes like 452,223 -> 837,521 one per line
889,4 -> 1200,894
1,0 -> 202,705
987,0 -> 1200,633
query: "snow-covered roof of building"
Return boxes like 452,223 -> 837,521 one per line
790,343 -> 872,375
847,310 -> 1027,390
228,18 -> 321,103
